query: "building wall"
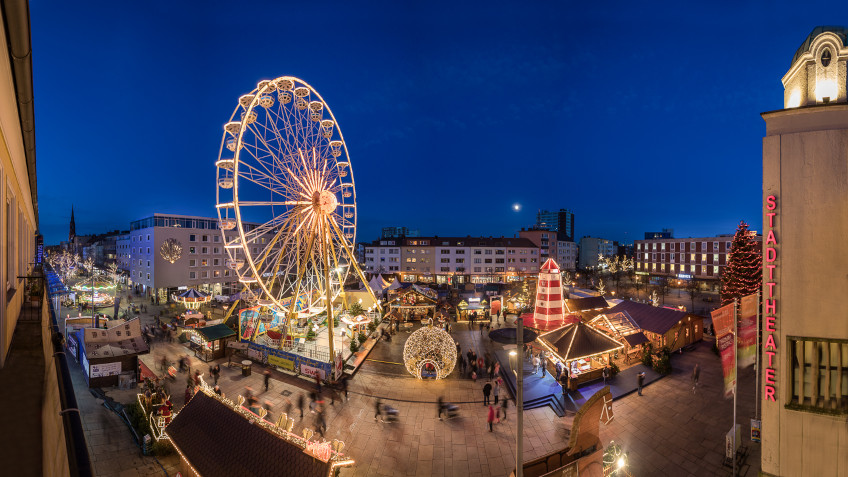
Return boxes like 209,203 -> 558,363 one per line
0,13 -> 37,367
761,104 -> 848,477
556,241 -> 577,271
632,236 -> 763,281
128,215 -> 240,297
363,238 -> 401,274
578,237 -> 614,269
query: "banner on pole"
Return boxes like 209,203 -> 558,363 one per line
738,294 -> 758,368
712,304 -> 736,398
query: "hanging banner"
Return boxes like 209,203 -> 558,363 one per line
711,304 -> 736,398
738,294 -> 758,368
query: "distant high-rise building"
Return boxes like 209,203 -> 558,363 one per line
381,226 -> 419,239
535,209 -> 575,241
578,236 -> 615,269
644,229 -> 674,240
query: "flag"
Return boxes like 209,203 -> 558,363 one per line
711,303 -> 736,398
738,293 -> 758,368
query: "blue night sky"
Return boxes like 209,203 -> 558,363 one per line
31,1 -> 848,245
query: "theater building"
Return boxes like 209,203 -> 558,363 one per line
760,26 -> 848,476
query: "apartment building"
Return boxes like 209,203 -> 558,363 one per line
518,228 -> 576,271
127,214 -> 259,299
633,235 -> 762,281
578,236 -> 615,269
365,236 -> 540,284
556,240 -> 578,271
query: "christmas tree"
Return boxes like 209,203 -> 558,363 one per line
720,221 -> 762,306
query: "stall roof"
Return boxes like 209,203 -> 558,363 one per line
540,321 -> 624,362
606,300 -> 695,335
588,311 -> 641,338
196,324 -> 236,341
82,318 -> 149,358
623,332 -> 650,347
565,296 -> 610,313
166,392 -> 335,477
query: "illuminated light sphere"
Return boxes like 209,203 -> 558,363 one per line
160,238 -> 183,264
402,324 -> 457,379
512,203 -> 521,212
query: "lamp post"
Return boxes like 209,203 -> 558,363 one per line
516,317 -> 524,477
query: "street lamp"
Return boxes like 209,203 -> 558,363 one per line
509,350 -> 518,376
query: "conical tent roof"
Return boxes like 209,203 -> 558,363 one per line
539,321 -> 623,362
369,275 -> 385,295
178,288 -> 209,300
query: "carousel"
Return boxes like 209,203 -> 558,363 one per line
73,277 -> 116,306
177,288 -> 211,310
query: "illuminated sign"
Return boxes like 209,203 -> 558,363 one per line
764,195 -> 778,402
677,274 -> 693,279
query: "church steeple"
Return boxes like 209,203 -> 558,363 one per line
69,205 -> 76,242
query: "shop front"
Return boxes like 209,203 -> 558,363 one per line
188,324 -> 236,362
538,321 -> 624,391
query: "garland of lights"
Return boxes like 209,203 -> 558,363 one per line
720,221 -> 762,307
402,324 -> 457,379
160,238 -> 183,264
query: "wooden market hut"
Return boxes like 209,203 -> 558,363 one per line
76,318 -> 149,388
388,284 -> 438,322
605,300 -> 704,352
588,311 -> 650,364
166,392 -> 354,477
187,324 -> 236,362
539,321 -> 624,390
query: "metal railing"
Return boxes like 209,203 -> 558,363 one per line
40,267 -> 94,476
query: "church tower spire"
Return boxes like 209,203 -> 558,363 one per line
69,205 -> 76,243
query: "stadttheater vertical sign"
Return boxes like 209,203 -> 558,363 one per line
763,195 -> 778,402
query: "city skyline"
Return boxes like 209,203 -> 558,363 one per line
32,2 -> 846,245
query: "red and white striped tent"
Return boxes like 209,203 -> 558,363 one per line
526,258 -> 565,331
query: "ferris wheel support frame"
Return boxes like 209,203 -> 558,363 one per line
321,216 -> 336,366
327,217 -> 382,314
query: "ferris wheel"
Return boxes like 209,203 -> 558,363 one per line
215,76 -> 370,318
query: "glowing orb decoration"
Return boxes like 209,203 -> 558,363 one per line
402,325 -> 457,379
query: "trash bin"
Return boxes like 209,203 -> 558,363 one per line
241,360 -> 252,377
142,434 -> 152,456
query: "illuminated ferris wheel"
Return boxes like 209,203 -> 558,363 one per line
215,76 -> 367,317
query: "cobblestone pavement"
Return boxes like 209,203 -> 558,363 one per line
68,294 -> 761,477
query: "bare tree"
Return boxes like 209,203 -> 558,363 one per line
655,276 -> 671,305
684,279 -> 701,313
633,276 -> 645,300
160,238 -> 183,264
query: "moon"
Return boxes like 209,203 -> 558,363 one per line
512,203 -> 521,212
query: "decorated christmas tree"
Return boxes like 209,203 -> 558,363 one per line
720,221 -> 762,306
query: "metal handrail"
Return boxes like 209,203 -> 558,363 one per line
41,268 -> 94,476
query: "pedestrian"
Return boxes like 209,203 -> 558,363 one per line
479,321 -> 484,336
487,404 -> 496,432
555,360 -> 563,381
297,393 -> 305,419
341,375 -> 349,400
213,385 -> 222,396
437,396 -> 444,420
637,371 -> 645,396
374,399 -> 382,421
560,374 -> 569,398
283,397 -> 293,417
602,365 -> 610,384
193,370 -> 201,386
263,400 -> 274,423
315,374 -> 322,394
184,385 -> 193,408
315,409 -> 326,437
692,363 -> 700,393
483,381 -> 492,406
540,358 -> 547,378
214,364 -> 220,385
499,396 -> 509,421
456,342 -> 461,357
263,369 -> 271,392
494,378 -> 500,405
459,356 -> 467,377
532,354 -> 540,374
487,362 -> 494,381
494,362 -> 500,379
477,356 -> 484,373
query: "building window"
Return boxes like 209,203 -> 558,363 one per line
455,249 -> 465,254
189,259 -> 196,267
190,247 -> 196,254
485,250 -> 493,255
214,236 -> 220,242
440,267 -> 450,272
190,234 -> 196,242
474,267 -> 481,272
189,272 -> 196,279
201,259 -> 208,266
202,235 -> 208,242
147,273 -> 150,280
441,249 -> 450,254
441,258 -> 450,263
201,271 -> 208,278
455,259 -> 464,264
788,337 -> 848,414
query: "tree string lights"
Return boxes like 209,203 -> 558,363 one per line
720,221 -> 762,307
160,238 -> 183,264
402,324 -> 457,379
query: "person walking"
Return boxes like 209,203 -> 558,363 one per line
374,399 -> 382,422
482,381 -> 492,406
459,355 -> 467,377
183,385 -> 193,408
602,365 -> 610,384
263,369 -> 271,392
487,404 -> 496,432
555,360 -> 563,382
315,409 -> 327,437
493,378 -> 500,405
532,354 -> 540,374
341,375 -> 349,400
297,393 -> 305,419
692,363 -> 700,393
493,362 -> 500,379
637,371 -> 646,396
540,357 -> 547,378
437,396 -> 444,420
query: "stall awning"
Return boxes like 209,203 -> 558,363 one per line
623,332 -> 649,347
539,321 -> 624,362
196,324 -> 236,341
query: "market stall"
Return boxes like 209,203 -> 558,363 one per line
587,311 -> 649,364
388,284 -> 437,322
340,314 -> 370,339
187,324 -> 236,362
538,320 -> 624,391
76,317 -> 149,388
